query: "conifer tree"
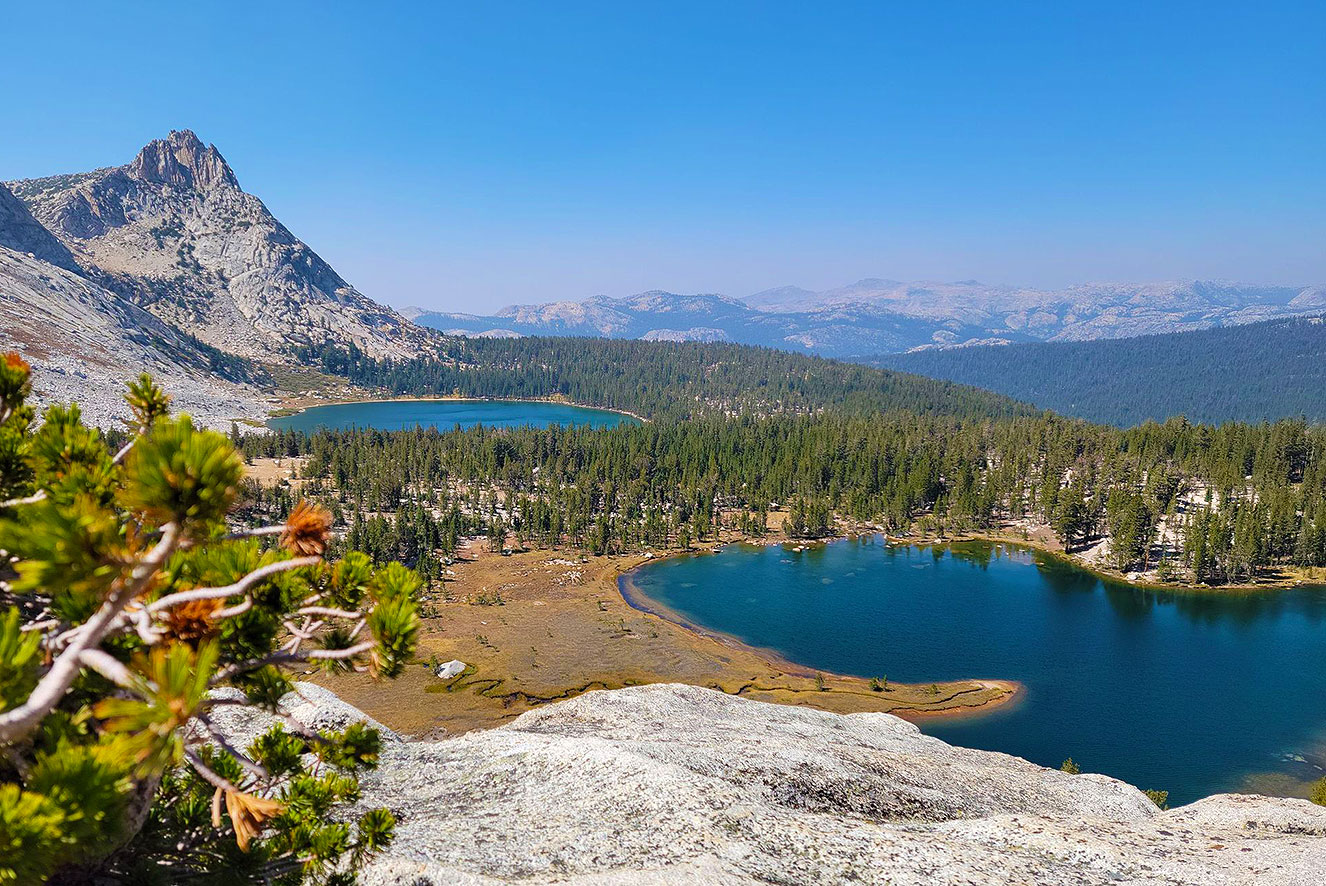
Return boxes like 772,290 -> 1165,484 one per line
0,355 -> 420,884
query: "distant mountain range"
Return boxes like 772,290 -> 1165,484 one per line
414,279 -> 1326,358
6,128 -> 1325,430
878,313 -> 1326,426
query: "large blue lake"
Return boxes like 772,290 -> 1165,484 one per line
268,399 -> 638,432
621,536 -> 1326,804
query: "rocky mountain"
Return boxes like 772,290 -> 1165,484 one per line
415,290 -> 948,356
418,279 -> 1326,358
6,130 -> 426,361
751,278 -> 1326,342
0,237 -> 264,429
216,682 -> 1326,885
0,183 -> 82,274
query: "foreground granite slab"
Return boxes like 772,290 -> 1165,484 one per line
225,682 -> 1326,885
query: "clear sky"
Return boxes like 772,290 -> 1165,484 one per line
3,1 -> 1323,312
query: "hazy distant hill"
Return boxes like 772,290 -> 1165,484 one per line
6,130 -> 427,361
876,314 -> 1326,426
414,279 -> 1326,358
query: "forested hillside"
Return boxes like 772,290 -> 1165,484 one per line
876,315 -> 1326,426
240,412 -> 1326,588
297,337 -> 1033,421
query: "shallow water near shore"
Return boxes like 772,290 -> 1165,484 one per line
268,399 -> 638,432
623,536 -> 1326,805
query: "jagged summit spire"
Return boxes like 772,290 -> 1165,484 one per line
128,129 -> 240,192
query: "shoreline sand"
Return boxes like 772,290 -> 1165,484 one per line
312,542 -> 1019,737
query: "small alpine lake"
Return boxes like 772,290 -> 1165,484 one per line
621,536 -> 1326,805
268,399 -> 639,433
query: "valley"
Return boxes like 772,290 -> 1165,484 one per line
5,126 -> 1326,884
6,5 -> 1326,882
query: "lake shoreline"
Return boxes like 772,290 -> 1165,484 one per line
268,393 -> 649,425
311,542 -> 1019,738
616,544 -> 1022,722
762,520 -> 1317,594
944,528 -> 1317,593
612,532 -> 1326,804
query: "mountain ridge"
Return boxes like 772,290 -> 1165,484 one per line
6,129 -> 429,362
0,241 -> 265,428
877,313 -> 1326,426
412,279 -> 1326,358
0,129 -> 445,426
0,183 -> 82,274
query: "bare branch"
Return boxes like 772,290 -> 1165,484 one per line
213,598 -> 253,620
185,746 -> 243,794
147,556 -> 321,614
111,439 -> 136,466
0,522 -> 180,744
0,491 -> 45,509
223,525 -> 284,542
295,606 -> 361,620
195,716 -> 269,781
127,606 -> 164,646
204,697 -> 332,746
306,641 -> 375,660
210,640 -> 374,685
284,614 -> 316,656
78,649 -> 137,689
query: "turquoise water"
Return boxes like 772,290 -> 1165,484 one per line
621,536 -> 1326,804
268,399 -> 638,432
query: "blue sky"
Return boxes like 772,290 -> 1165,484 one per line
3,2 -> 1323,311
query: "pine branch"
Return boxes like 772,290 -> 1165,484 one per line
0,522 -> 180,744
147,556 -> 321,613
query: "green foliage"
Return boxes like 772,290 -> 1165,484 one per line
1310,777 -> 1326,807
0,358 -> 419,884
295,335 -> 1033,423
0,354 -> 35,503
125,373 -> 171,432
1060,758 -> 1081,775
27,404 -> 116,505
1143,789 -> 1169,810
366,596 -> 420,679
123,415 -> 243,529
0,784 -> 66,884
97,642 -> 220,773
0,497 -> 125,622
0,610 -> 42,712
878,312 -> 1326,427
119,718 -> 392,885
